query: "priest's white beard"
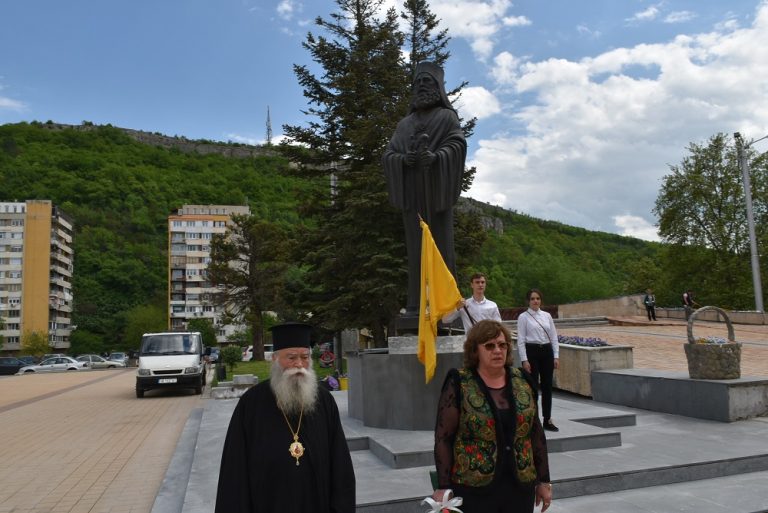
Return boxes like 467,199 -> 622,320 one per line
270,359 -> 318,415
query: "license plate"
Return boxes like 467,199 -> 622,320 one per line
158,378 -> 177,384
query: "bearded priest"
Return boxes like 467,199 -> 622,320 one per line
214,322 -> 356,513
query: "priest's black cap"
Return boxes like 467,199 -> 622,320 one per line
270,322 -> 313,351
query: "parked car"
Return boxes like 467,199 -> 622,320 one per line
0,357 -> 28,375
17,356 -> 88,373
241,344 -> 273,362
207,347 -> 220,363
17,355 -> 39,366
76,354 -> 126,369
107,352 -> 129,365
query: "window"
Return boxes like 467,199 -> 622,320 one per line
186,220 -> 195,227
173,220 -> 182,227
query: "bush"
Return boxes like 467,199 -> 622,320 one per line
220,345 -> 243,374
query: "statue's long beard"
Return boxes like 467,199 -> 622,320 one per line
413,90 -> 441,110
270,360 -> 318,415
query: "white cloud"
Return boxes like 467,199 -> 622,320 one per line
470,2 -> 768,238
577,24 -> 602,39
626,5 -> 661,23
276,0 -> 299,21
452,86 -> 501,120
613,215 -> 660,241
225,132 -> 290,146
0,97 -> 25,110
432,0 -> 525,60
0,83 -> 25,111
664,11 -> 697,24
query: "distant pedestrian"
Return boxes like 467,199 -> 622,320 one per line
644,289 -> 657,321
682,290 -> 696,320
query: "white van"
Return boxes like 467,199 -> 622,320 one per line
135,331 -> 206,398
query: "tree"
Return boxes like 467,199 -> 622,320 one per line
188,318 -> 218,348
282,0 -> 478,345
653,133 -> 768,309
282,0 -> 409,346
207,215 -> 293,360
21,330 -> 50,358
69,329 -> 105,356
122,304 -> 166,352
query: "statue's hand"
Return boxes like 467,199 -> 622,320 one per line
419,150 -> 436,169
404,151 -> 418,167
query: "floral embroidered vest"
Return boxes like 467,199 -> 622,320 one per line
451,368 -> 538,487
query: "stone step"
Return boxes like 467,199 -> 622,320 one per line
344,404 -> 635,470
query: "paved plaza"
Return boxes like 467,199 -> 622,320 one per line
1,316 -> 768,512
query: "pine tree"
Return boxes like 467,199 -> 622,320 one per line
283,0 -> 408,346
283,0 -> 482,344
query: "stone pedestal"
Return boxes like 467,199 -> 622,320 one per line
347,335 -> 464,430
554,344 -> 634,396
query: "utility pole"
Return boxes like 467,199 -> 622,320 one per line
734,132 -> 767,312
266,106 -> 273,146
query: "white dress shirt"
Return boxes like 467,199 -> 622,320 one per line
517,308 -> 559,362
442,296 -> 501,332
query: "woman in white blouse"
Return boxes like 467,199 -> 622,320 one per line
517,289 -> 560,432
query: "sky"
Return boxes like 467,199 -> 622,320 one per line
2,0 -> 768,242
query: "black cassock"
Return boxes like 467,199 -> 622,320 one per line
214,381 -> 356,513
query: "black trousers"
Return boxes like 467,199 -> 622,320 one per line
460,480 -> 535,513
525,343 -> 554,420
646,305 -> 656,320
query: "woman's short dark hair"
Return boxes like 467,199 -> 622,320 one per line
526,288 -> 543,302
463,319 -> 514,369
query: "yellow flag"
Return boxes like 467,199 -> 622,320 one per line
418,219 -> 462,383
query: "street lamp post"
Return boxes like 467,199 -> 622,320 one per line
734,132 -> 767,313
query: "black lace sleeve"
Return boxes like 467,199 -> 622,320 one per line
434,369 -> 460,488
531,414 -> 550,483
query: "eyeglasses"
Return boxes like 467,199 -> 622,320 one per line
481,342 -> 509,351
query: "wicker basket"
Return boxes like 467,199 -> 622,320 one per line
684,306 -> 741,380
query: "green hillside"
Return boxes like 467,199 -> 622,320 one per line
464,201 -> 662,306
0,121 -> 661,351
0,122 -> 311,350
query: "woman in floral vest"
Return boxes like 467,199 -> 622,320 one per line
433,320 -> 553,512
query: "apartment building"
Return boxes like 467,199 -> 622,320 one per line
168,205 -> 250,342
0,201 -> 74,353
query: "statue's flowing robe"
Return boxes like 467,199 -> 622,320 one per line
383,107 -> 466,311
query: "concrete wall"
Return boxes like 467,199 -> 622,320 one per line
559,294 -> 645,318
655,307 -> 768,325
